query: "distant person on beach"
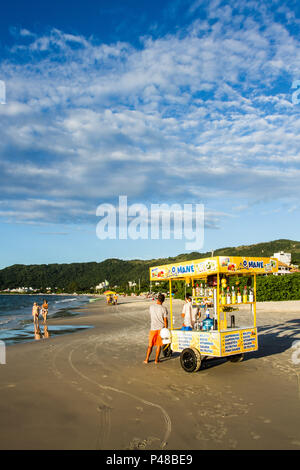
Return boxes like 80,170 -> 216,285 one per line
32,302 -> 40,328
144,293 -> 168,365
41,299 -> 48,323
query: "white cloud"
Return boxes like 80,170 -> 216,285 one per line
0,3 -> 300,226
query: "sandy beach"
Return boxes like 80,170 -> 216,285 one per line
0,296 -> 299,450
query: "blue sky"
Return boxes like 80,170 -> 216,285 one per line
0,0 -> 300,268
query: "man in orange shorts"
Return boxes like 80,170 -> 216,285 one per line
144,293 -> 168,364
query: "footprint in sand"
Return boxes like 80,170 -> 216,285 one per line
196,423 -> 227,442
129,436 -> 160,450
228,438 -> 238,449
97,404 -> 112,412
0,384 -> 16,390
170,396 -> 180,401
258,416 -> 271,424
129,438 -> 147,449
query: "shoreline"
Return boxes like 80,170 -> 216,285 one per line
0,294 -> 93,346
0,292 -> 99,296
5,297 -> 300,348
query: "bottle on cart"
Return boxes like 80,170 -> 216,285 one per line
195,283 -> 200,297
237,287 -> 242,304
200,283 -> 204,297
231,285 -> 236,304
226,286 -> 231,304
202,310 -> 214,331
248,287 -> 254,303
221,287 -> 226,305
243,286 -> 248,303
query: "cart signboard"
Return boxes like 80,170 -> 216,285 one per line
219,257 -> 278,274
171,328 -> 258,357
171,330 -> 221,356
220,328 -> 258,356
150,257 -> 218,280
150,256 -> 278,280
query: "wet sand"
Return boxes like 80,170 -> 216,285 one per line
0,297 -> 299,450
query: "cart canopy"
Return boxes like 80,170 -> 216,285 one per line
150,256 -> 278,281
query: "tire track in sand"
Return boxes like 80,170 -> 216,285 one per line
51,301 -> 172,449
67,333 -> 172,449
51,336 -> 112,449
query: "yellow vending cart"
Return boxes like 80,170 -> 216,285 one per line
150,256 -> 278,372
104,291 -> 117,305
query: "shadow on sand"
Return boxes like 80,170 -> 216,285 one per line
248,318 -> 300,360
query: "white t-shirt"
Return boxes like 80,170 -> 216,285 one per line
182,302 -> 193,327
149,304 -> 168,330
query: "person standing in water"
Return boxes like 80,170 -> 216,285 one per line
32,302 -> 41,339
144,293 -> 168,365
32,302 -> 40,328
41,299 -> 48,324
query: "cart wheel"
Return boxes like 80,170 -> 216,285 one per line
180,348 -> 202,373
162,344 -> 172,358
228,353 -> 244,363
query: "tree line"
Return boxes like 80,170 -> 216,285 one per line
0,238 -> 299,295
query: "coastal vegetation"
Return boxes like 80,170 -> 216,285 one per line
0,239 -> 299,300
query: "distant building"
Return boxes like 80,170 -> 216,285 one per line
274,261 -> 292,276
273,251 -> 292,265
95,280 -> 109,290
6,286 -> 38,293
272,251 -> 299,275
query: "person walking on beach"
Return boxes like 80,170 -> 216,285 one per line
144,293 -> 168,365
41,299 -> 48,324
32,302 -> 40,329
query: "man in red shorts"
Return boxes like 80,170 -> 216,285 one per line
144,293 -> 168,364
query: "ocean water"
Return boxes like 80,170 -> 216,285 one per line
0,294 -> 92,345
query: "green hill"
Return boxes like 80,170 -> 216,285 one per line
0,239 -> 299,292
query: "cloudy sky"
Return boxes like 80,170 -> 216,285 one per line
0,0 -> 300,268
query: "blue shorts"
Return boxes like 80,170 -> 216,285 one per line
181,326 -> 192,331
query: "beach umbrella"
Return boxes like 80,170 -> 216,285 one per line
104,290 -> 117,295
